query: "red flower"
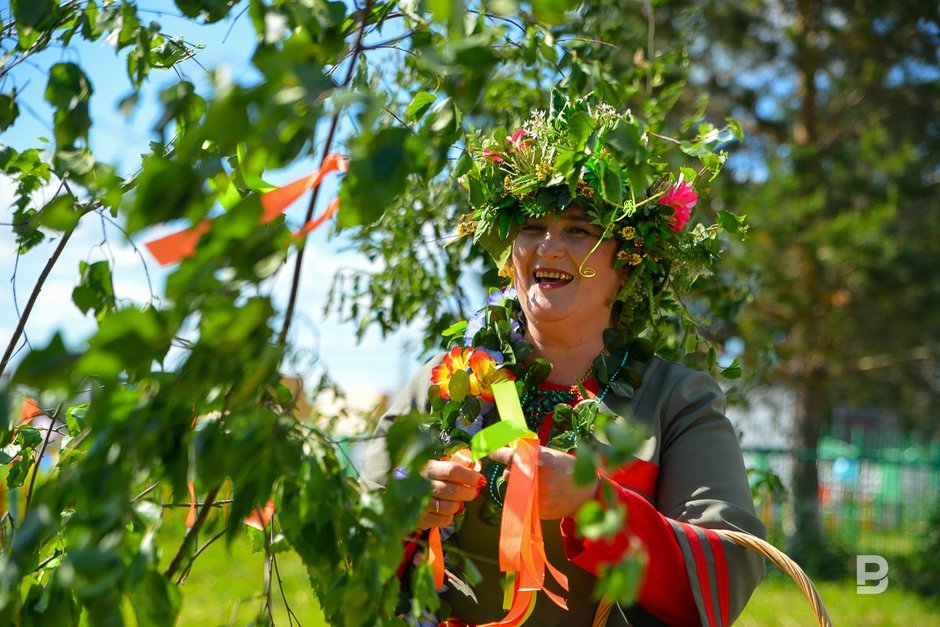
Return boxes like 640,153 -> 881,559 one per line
660,181 -> 698,232
505,128 -> 527,152
482,148 -> 504,163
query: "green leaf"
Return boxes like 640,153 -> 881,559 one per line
717,210 -> 747,234
65,404 -> 89,437
573,446 -> 598,485
44,63 -> 93,148
606,122 -> 645,165
338,127 -> 423,229
79,307 -> 170,379
127,155 -> 207,233
593,549 -> 645,606
15,425 -> 43,450
453,151 -> 473,179
7,453 -> 32,489
12,333 -> 79,393
567,111 -> 594,151
53,148 -> 96,177
173,0 -> 236,23
441,320 -> 468,340
726,117 -> 745,142
721,358 -> 743,380
72,261 -> 116,318
405,92 -> 436,123
531,0 -> 579,23
426,0 -> 453,22
0,93 -> 19,131
34,194 -> 80,231
448,369 -> 470,403
11,0 -> 60,48
22,582 -> 80,625
574,499 -> 625,540
599,162 -> 623,207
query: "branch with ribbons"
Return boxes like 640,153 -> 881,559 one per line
428,380 -> 569,626
144,153 -> 348,266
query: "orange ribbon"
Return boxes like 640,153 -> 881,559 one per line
244,499 -> 277,530
144,153 -> 348,266
479,437 -> 568,626
428,448 -> 480,590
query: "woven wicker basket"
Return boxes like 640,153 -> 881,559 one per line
592,529 -> 832,627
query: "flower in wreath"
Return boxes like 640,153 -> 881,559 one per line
454,411 -> 485,437
660,180 -> 698,232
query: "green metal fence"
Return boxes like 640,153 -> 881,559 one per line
743,436 -> 940,557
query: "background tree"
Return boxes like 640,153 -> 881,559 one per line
679,0 -> 940,572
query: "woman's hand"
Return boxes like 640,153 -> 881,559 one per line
489,446 -> 598,520
418,459 -> 486,529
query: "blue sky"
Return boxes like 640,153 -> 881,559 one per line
0,1 -> 428,408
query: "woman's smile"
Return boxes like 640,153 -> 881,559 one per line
532,266 -> 575,288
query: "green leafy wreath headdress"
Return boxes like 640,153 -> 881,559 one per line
457,89 -> 745,340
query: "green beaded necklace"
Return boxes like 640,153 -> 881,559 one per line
485,349 -> 630,508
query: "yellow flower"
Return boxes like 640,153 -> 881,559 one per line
619,226 -> 636,240
576,179 -> 595,198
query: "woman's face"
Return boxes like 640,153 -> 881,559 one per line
511,207 -> 623,333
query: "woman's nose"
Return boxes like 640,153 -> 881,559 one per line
537,231 -> 564,258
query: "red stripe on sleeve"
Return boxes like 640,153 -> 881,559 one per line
704,528 -> 730,626
679,523 -> 718,627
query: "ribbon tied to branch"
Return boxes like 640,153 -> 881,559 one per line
144,153 -> 348,266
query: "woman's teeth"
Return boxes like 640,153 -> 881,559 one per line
534,270 -> 573,283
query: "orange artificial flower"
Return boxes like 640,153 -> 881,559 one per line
468,350 -> 516,402
431,346 -> 479,399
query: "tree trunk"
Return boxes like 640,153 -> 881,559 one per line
790,367 -> 826,555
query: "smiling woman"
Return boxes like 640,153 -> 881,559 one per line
361,91 -> 762,626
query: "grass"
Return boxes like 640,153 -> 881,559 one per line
174,542 -> 940,626
736,571 -> 940,626
163,504 -> 939,626
175,541 -> 327,626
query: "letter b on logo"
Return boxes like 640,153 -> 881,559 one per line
857,555 -> 888,594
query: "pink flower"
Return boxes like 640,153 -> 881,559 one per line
482,148 -> 504,163
505,128 -> 527,152
660,181 -> 698,232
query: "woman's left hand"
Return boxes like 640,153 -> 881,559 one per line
489,446 -> 598,520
